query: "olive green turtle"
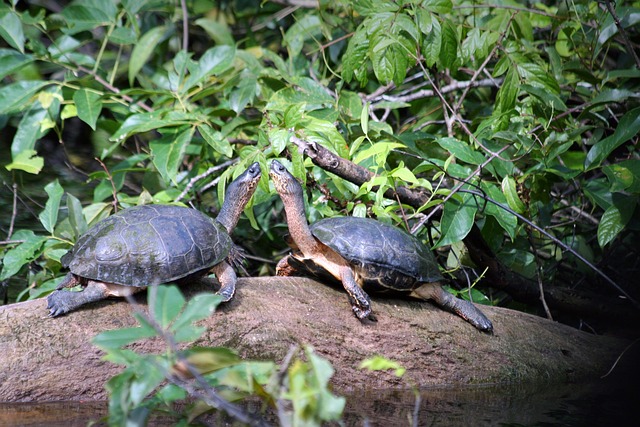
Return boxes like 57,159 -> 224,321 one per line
269,160 -> 492,332
46,162 -> 262,316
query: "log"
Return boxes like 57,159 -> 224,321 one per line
0,277 -> 627,402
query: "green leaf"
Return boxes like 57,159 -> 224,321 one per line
436,137 -> 485,165
0,10 -> 24,52
0,80 -> 51,115
586,107 -> 640,169
111,111 -> 176,142
73,89 -> 102,130
0,230 -> 46,280
183,45 -> 235,92
183,347 -> 240,374
359,355 -> 406,377
199,124 -> 233,157
438,19 -> 458,69
171,294 -> 223,342
38,180 -> 64,234
603,159 -> 640,193
150,128 -> 192,184
66,193 -> 88,239
306,348 -> 346,421
423,17 -> 441,67
480,183 -> 518,240
229,74 -> 257,114
194,18 -> 235,46
129,25 -> 168,84
5,149 -> 43,174
597,196 -> 636,247
92,326 -> 158,350
0,48 -> 33,80
436,193 -> 477,247
152,285 -> 185,329
501,176 -> 526,214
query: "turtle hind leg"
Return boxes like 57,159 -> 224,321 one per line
412,283 -> 494,333
212,261 -> 237,302
47,280 -> 111,317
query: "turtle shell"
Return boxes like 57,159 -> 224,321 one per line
310,217 -> 443,292
62,204 -> 231,287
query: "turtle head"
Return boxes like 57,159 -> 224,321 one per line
216,162 -> 262,234
269,160 -> 303,200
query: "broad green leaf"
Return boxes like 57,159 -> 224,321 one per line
268,128 -> 290,156
585,107 -> 640,169
284,14 -> 321,58
0,10 -> 24,52
229,74 -> 257,114
150,128 -> 192,184
423,17 -> 441,67
129,25 -> 168,84
61,3 -> 115,34
306,348 -> 346,421
342,26 -> 369,85
438,19 -> 458,69
66,193 -> 88,239
199,124 -> 233,157
111,111 -> 187,142
0,48 -> 33,79
152,285 -> 185,329
521,84 -> 567,112
183,347 -> 240,374
597,198 -> 636,247
480,183 -> 518,240
603,159 -> 640,193
501,176 -> 526,214
183,45 -> 235,92
194,18 -> 235,45
0,80 -> 51,115
423,0 -> 453,14
38,180 -> 64,234
436,137 -> 485,165
0,230 -> 46,280
93,325 -> 157,350
171,294 -> 223,342
495,67 -> 519,114
73,89 -> 102,130
5,149 -> 43,174
436,193 -> 477,247
359,355 -> 406,377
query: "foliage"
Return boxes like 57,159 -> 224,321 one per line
93,284 -> 345,426
0,1 -> 638,318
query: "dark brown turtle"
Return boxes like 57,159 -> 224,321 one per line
46,162 -> 262,317
269,160 -> 492,332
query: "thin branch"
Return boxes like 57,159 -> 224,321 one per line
603,0 -> 640,69
95,157 -> 119,213
175,159 -> 237,203
76,65 -> 154,113
8,183 -> 18,239
180,0 -> 189,51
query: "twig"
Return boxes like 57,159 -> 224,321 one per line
601,337 -> 640,378
603,0 -> 640,69
94,157 -> 119,213
8,183 -> 18,239
175,159 -> 237,203
180,0 -> 189,51
76,65 -> 154,113
526,226 -> 554,320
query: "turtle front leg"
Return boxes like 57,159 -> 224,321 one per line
339,267 -> 374,321
47,280 -> 124,317
212,260 -> 237,302
412,283 -> 493,333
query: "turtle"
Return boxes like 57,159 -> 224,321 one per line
269,160 -> 493,333
46,162 -> 262,317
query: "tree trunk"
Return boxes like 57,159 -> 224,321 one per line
0,277 -> 627,402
